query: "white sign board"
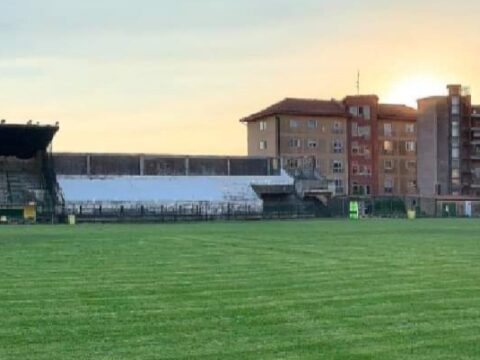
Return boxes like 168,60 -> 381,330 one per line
465,201 -> 472,218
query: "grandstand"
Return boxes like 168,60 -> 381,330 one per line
58,173 -> 295,218
53,154 -> 323,221
0,123 -> 59,221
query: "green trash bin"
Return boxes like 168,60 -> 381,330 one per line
349,201 -> 359,220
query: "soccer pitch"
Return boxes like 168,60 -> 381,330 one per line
1,220 -> 480,359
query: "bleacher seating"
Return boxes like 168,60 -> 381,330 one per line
0,172 -> 8,204
0,157 -> 46,206
58,172 -> 294,215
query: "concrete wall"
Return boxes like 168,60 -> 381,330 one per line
54,154 -> 88,175
90,155 -> 140,175
53,153 -> 280,176
417,98 -> 449,196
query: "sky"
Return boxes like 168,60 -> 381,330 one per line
1,0 -> 480,155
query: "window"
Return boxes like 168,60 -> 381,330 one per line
351,122 -> 358,137
452,122 -> 459,137
333,140 -> 343,154
352,164 -> 359,175
350,105 -> 370,119
358,125 -> 371,138
286,158 -> 300,169
332,160 -> 343,173
452,144 -> 460,159
405,141 -> 416,152
452,169 -> 460,179
384,123 -> 392,137
308,120 -> 318,129
352,184 -> 370,195
408,180 -> 417,189
406,123 -> 415,133
289,119 -> 299,128
351,142 -> 360,154
352,182 -> 360,195
406,160 -> 416,170
332,121 -> 343,133
259,140 -> 267,150
384,160 -> 394,170
452,96 -> 460,115
361,165 -> 372,176
334,179 -> 344,194
288,138 -> 302,148
360,106 -> 371,120
383,140 -> 394,153
384,177 -> 394,194
307,139 -> 318,149
259,120 -> 267,131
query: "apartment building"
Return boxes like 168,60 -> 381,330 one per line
241,96 -> 417,196
377,104 -> 417,196
417,84 -> 480,196
241,98 -> 348,194
342,96 -> 417,196
344,95 -> 379,196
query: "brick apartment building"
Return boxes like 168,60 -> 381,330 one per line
417,84 -> 480,197
241,96 -> 417,196
240,98 -> 349,194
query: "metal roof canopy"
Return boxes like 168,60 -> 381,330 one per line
0,124 -> 59,159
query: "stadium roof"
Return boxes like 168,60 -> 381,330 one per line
0,124 -> 59,159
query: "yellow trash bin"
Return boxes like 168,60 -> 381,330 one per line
68,214 -> 76,225
407,210 -> 416,220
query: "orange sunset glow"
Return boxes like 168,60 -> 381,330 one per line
2,1 -> 480,155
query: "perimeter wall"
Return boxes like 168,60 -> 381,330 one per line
53,153 -> 281,176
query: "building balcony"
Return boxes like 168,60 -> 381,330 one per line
470,175 -> 480,188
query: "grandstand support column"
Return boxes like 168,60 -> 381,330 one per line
185,157 -> 190,176
227,158 -> 231,176
139,155 -> 145,176
86,154 -> 91,176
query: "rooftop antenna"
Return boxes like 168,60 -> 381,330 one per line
356,70 -> 360,95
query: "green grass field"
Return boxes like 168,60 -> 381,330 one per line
1,219 -> 480,359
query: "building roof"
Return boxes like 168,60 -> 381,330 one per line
472,105 -> 480,114
417,96 -> 447,103
240,97 -> 417,123
240,98 -> 346,123
343,95 -> 379,102
378,104 -> 417,121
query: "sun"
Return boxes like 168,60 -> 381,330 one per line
383,75 -> 447,108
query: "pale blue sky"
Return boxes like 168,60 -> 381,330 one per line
1,0 -> 480,154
